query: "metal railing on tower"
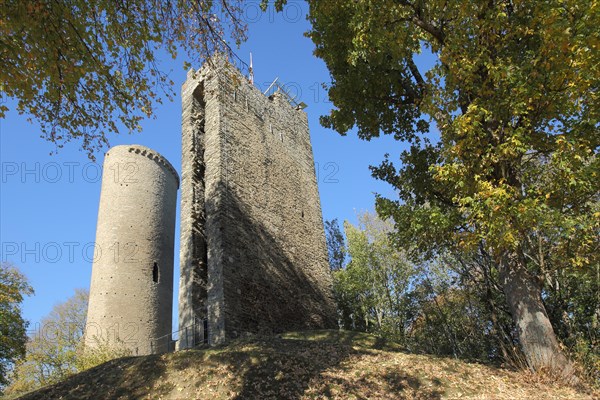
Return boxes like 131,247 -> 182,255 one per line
150,318 -> 209,354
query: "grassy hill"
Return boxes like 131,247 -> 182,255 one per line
11,331 -> 597,399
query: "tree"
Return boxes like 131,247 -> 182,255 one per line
331,213 -> 519,364
5,288 -> 131,395
1,0 -> 252,159
0,263 -> 33,391
6,289 -> 88,393
543,262 -> 600,383
308,0 -> 599,379
324,219 -> 346,271
407,251 -> 521,364
334,212 -> 417,339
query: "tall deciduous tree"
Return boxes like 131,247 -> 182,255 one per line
1,0 -> 250,159
5,288 -> 132,395
6,289 -> 92,394
0,262 -> 33,390
308,0 -> 599,379
334,212 -> 416,338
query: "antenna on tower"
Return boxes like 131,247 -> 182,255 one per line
249,52 -> 254,85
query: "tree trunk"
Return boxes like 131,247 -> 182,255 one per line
498,256 -> 576,381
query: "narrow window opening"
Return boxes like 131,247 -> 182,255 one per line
153,262 -> 159,283
301,210 -> 304,219
203,319 -> 209,344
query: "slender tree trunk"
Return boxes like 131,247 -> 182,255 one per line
498,256 -> 576,381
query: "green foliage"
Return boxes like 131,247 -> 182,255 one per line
408,280 -> 492,359
333,212 -> 420,340
330,211 -> 600,384
5,289 -> 88,394
324,219 -> 346,271
0,263 -> 33,391
406,254 -> 519,363
544,265 -> 600,384
308,0 -> 599,273
309,0 -> 599,376
74,336 -> 132,373
329,214 -> 520,363
1,0 -> 249,159
4,288 -> 134,396
571,336 -> 600,386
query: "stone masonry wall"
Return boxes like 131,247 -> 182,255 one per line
86,145 -> 179,355
178,72 -> 209,348
179,61 -> 337,345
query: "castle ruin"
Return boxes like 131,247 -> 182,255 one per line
85,59 -> 336,355
178,60 -> 337,346
85,145 -> 179,355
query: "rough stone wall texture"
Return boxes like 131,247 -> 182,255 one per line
86,145 -> 179,355
179,61 -> 337,346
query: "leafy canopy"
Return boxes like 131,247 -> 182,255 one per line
333,212 -> 416,335
324,219 -> 346,271
308,0 -> 599,273
6,289 -> 85,393
1,0 -> 251,159
0,263 -> 33,389
5,288 -> 131,395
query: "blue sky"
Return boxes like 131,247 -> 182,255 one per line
0,2 -> 422,331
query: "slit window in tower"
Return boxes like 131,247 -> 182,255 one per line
153,262 -> 159,283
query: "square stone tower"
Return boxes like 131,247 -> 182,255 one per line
178,59 -> 337,346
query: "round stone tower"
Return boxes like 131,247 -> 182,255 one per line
85,145 -> 179,355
